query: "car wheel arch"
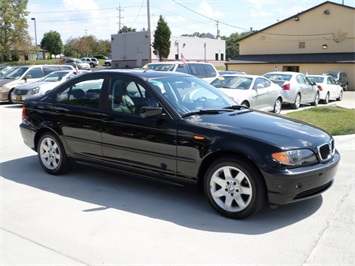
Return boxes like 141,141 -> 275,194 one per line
34,127 -> 63,152
196,150 -> 264,193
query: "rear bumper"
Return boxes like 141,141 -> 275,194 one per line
19,123 -> 37,151
263,150 -> 340,205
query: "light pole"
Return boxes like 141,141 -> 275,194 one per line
31,18 -> 37,46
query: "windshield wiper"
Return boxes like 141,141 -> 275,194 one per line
223,105 -> 249,110
182,109 -> 233,118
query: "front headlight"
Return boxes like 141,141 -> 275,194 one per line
31,87 -> 40,95
272,149 -> 318,166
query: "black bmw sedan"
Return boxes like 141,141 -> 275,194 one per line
20,70 -> 340,219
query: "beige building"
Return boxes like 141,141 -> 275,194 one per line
226,1 -> 355,90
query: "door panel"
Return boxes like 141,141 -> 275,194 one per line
101,76 -> 177,177
55,77 -> 105,159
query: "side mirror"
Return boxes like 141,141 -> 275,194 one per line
255,84 -> 264,89
140,106 -> 163,118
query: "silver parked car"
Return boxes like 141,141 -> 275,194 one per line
307,75 -> 343,104
61,58 -> 91,70
263,71 -> 319,109
11,70 -> 78,103
210,74 -> 284,114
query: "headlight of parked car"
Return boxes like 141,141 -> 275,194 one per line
272,149 -> 318,166
31,87 -> 40,95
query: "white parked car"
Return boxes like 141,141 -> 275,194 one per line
81,57 -> 99,68
307,75 -> 343,103
263,71 -> 319,109
142,61 -> 219,83
11,70 -> 77,103
210,74 -> 284,114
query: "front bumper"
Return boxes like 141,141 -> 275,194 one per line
263,150 -> 340,205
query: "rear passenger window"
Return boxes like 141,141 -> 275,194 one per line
202,64 -> 217,78
56,78 -> 104,108
26,67 -> 43,78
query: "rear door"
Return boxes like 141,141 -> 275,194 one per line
54,74 -> 105,160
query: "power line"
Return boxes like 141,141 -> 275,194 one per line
171,0 -> 249,32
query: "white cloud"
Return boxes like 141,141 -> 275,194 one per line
197,1 -> 224,18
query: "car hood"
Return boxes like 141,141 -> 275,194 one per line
16,81 -> 57,90
219,88 -> 252,102
184,109 -> 331,149
0,79 -> 15,86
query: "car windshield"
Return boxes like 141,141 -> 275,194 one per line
40,71 -> 71,82
325,72 -> 337,79
148,76 -> 236,116
144,64 -> 176,71
264,74 -> 292,82
211,76 -> 253,90
3,66 -> 28,79
308,76 -> 324,83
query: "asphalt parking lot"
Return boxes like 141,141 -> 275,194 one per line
1,92 -> 354,265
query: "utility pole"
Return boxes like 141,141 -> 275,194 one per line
147,0 -> 151,63
118,5 -> 124,32
216,20 -> 220,38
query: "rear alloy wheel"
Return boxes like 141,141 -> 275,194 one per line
204,157 -> 265,219
292,93 -> 301,109
273,98 -> 282,114
37,132 -> 71,175
336,90 -> 343,101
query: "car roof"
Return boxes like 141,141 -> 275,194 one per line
81,69 -> 193,79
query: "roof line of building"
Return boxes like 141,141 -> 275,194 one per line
235,1 -> 355,43
226,52 -> 355,64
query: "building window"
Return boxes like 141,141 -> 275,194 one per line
175,54 -> 179,60
221,54 -> 224,61
299,42 -> 305,49
215,53 -> 219,60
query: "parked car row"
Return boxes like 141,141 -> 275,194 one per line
0,64 -> 76,103
142,63 -> 346,113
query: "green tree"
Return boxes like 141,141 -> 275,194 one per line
152,15 -> 171,61
40,30 -> 63,56
223,31 -> 253,60
119,26 -> 136,33
0,0 -> 31,61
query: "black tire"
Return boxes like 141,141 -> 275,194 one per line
204,156 -> 266,219
292,93 -> 301,109
336,90 -> 343,101
273,98 -> 282,114
8,88 -> 14,104
311,92 -> 319,106
241,101 -> 250,108
322,93 -> 330,104
37,132 -> 71,175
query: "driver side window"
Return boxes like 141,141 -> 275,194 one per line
109,78 -> 159,115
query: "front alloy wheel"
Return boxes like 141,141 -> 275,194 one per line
204,157 -> 265,219
292,93 -> 301,109
38,132 -> 71,175
273,98 -> 282,114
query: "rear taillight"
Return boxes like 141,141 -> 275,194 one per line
317,85 -> 323,91
282,83 -> 291,90
22,104 -> 26,121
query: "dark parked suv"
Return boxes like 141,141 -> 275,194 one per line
324,71 -> 349,91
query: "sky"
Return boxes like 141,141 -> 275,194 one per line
27,0 -> 354,44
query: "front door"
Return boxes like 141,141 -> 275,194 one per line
101,76 -> 177,178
